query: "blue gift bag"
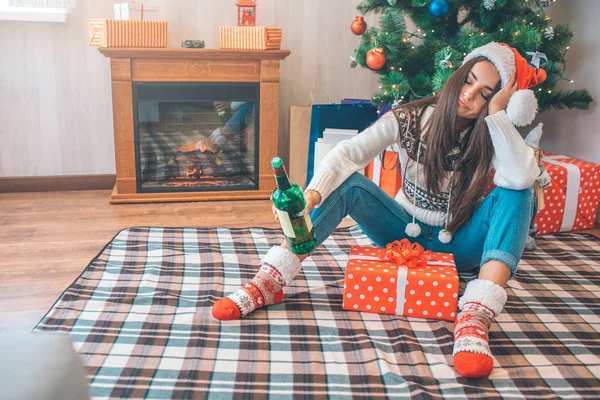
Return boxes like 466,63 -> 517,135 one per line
306,103 -> 378,185
340,98 -> 374,106
341,98 -> 392,119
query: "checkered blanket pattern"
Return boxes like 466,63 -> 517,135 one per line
34,226 -> 600,399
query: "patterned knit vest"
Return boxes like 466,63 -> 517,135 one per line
391,105 -> 467,214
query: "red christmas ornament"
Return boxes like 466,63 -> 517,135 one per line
366,47 -> 386,70
350,16 -> 367,35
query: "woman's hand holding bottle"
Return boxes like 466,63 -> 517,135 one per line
272,189 -> 321,221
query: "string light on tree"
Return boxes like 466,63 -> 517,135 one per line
542,0 -> 550,7
351,0 -> 590,111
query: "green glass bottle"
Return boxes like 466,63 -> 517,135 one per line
271,157 -> 317,254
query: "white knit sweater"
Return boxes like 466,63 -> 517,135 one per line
306,106 -> 540,227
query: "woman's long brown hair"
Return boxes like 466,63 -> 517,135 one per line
401,57 -> 501,233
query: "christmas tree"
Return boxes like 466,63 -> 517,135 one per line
351,0 -> 592,113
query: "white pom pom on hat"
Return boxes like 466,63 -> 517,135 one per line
506,89 -> 539,127
462,42 -> 547,127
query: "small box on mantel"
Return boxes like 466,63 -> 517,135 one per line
113,2 -> 158,20
88,19 -> 167,48
219,26 -> 282,50
343,243 -> 459,321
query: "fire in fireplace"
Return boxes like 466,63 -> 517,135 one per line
134,82 -> 260,193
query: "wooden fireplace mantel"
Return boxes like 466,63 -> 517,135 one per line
99,48 -> 290,204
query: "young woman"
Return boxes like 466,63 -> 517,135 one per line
212,42 -> 547,379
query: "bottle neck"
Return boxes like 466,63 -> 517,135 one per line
275,173 -> 291,191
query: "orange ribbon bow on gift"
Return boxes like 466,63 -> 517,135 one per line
384,239 -> 433,269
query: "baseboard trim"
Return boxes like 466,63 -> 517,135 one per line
0,174 -> 116,192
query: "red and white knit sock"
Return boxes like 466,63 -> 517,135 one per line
212,246 -> 302,320
453,279 -> 507,378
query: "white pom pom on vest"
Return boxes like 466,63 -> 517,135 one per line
438,229 -> 453,244
405,222 -> 421,238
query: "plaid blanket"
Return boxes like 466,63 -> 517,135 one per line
35,226 -> 600,399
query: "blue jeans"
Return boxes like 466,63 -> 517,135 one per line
309,173 -> 534,278
225,103 -> 254,133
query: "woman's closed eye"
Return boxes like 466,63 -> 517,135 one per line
465,80 -> 490,100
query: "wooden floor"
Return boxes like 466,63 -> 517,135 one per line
1,190 -> 598,333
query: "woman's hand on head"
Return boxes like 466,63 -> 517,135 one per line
271,190 -> 322,222
488,72 -> 517,115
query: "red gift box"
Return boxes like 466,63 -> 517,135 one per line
364,147 -> 402,198
537,153 -> 600,234
485,152 -> 600,235
342,240 -> 459,321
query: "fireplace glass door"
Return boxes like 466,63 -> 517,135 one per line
133,82 -> 259,192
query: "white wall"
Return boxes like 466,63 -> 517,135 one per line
538,0 -> 599,164
0,0 -> 379,176
1,0 -> 598,223
538,0 -> 600,222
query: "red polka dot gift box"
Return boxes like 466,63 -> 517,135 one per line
535,152 -> 600,235
342,240 -> 459,322
485,152 -> 600,235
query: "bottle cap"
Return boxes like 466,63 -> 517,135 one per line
271,157 -> 287,176
271,157 -> 283,169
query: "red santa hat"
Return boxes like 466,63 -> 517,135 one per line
462,42 -> 547,127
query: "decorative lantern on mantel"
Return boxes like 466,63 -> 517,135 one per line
237,0 -> 257,26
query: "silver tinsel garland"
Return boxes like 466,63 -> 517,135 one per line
483,0 -> 496,10
439,49 -> 454,69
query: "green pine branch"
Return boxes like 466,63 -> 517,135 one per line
538,89 -> 593,112
353,0 -> 592,114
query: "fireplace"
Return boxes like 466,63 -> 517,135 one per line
135,82 -> 259,192
99,48 -> 290,203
